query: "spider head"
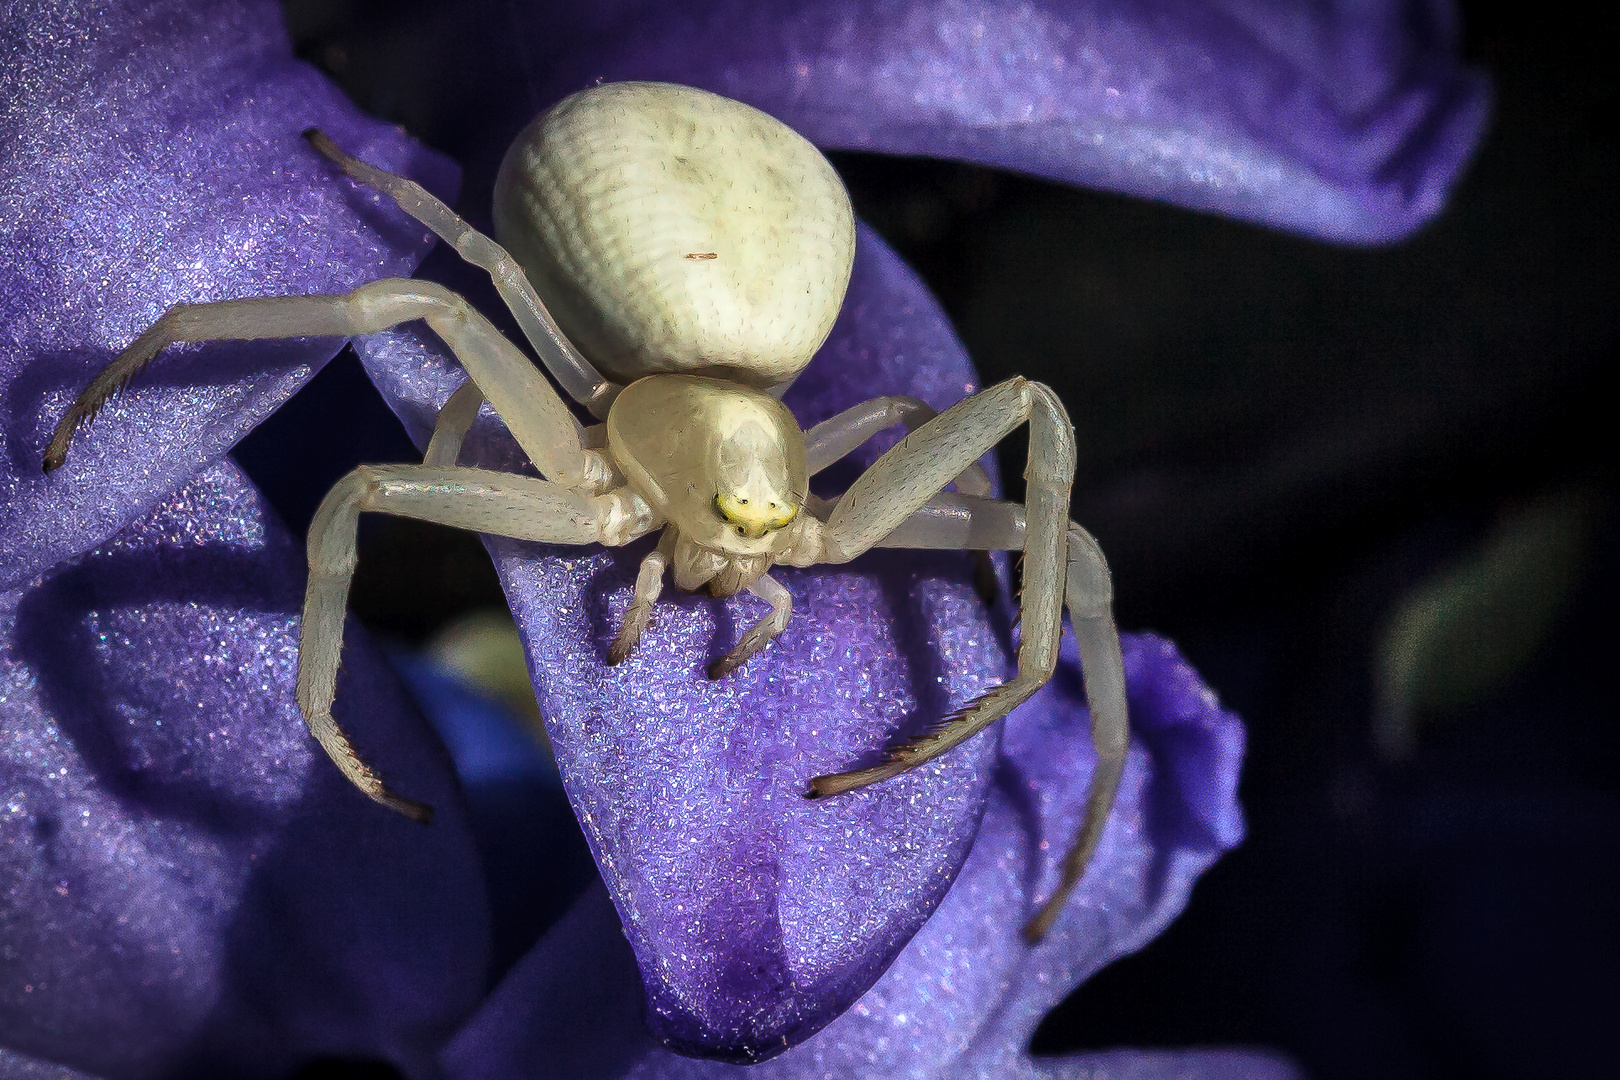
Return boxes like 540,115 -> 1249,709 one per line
698,393 -> 805,549
607,373 -> 808,557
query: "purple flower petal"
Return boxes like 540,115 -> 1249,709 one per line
1027,1049 -> 1304,1080
0,460 -> 488,1079
0,0 -> 457,591
358,224 -> 1006,1059
0,1047 -> 107,1080
947,634 -> 1246,1074
522,0 -> 1487,243
438,633 -> 1273,1080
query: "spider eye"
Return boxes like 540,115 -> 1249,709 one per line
715,491 -> 797,539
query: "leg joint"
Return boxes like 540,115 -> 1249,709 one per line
1022,381 -> 1077,485
592,488 -> 658,546
1065,524 -> 1114,614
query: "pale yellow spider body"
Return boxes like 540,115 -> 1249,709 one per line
46,82 -> 1128,942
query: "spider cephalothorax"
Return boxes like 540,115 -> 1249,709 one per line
46,81 -> 1127,941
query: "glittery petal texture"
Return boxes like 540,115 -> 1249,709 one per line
0,0 -> 458,590
0,459 -> 488,1079
0,1047 -> 108,1080
0,1 -> 1481,1075
438,633 -> 1283,1080
479,0 -> 1489,243
358,224 -> 1007,1061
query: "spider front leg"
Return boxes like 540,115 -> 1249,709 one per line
877,495 -> 1129,938
805,393 -> 1000,600
45,278 -> 594,485
809,378 -> 1073,787
801,379 -> 1128,940
608,530 -> 674,665
44,273 -> 643,818
301,464 -> 656,819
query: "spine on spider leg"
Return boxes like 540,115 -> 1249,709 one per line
886,384 -> 1075,760
43,315 -> 178,472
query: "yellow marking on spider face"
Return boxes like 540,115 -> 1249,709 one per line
715,491 -> 798,539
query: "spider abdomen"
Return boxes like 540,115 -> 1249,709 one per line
493,81 -> 855,388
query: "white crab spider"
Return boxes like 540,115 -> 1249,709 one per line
45,81 -> 1127,941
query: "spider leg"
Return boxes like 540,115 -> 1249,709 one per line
707,573 -> 793,679
801,381 -> 1126,939
608,529 -> 675,665
302,464 -> 656,819
46,280 -> 594,488
804,394 -> 992,495
1023,523 -> 1127,941
808,380 -> 1068,788
804,394 -> 998,599
304,129 -> 619,417
423,377 -> 485,467
830,491 -> 1130,940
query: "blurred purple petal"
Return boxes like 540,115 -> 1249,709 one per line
0,0 -> 457,590
0,1048 -> 108,1080
440,633 -> 1271,1080
1027,1049 -> 1303,1080
0,460 -> 488,1079
951,634 -> 1245,1071
522,0 -> 1486,243
358,224 -> 1006,1059
391,653 -> 601,977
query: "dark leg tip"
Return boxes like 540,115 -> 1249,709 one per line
303,129 -> 341,162
806,774 -> 848,799
381,791 -> 434,825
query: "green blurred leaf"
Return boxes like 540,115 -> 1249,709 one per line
1375,487 -> 1597,758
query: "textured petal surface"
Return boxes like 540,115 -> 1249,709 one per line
0,0 -> 456,590
0,1047 -> 107,1080
0,461 -> 488,1079
438,0 -> 1486,243
358,224 -> 1005,1060
439,633 -> 1270,1080
1025,1049 -> 1304,1080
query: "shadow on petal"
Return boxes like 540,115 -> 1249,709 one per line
0,0 -> 457,590
0,461 -> 488,1079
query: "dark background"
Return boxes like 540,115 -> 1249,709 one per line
242,2 -> 1620,1077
